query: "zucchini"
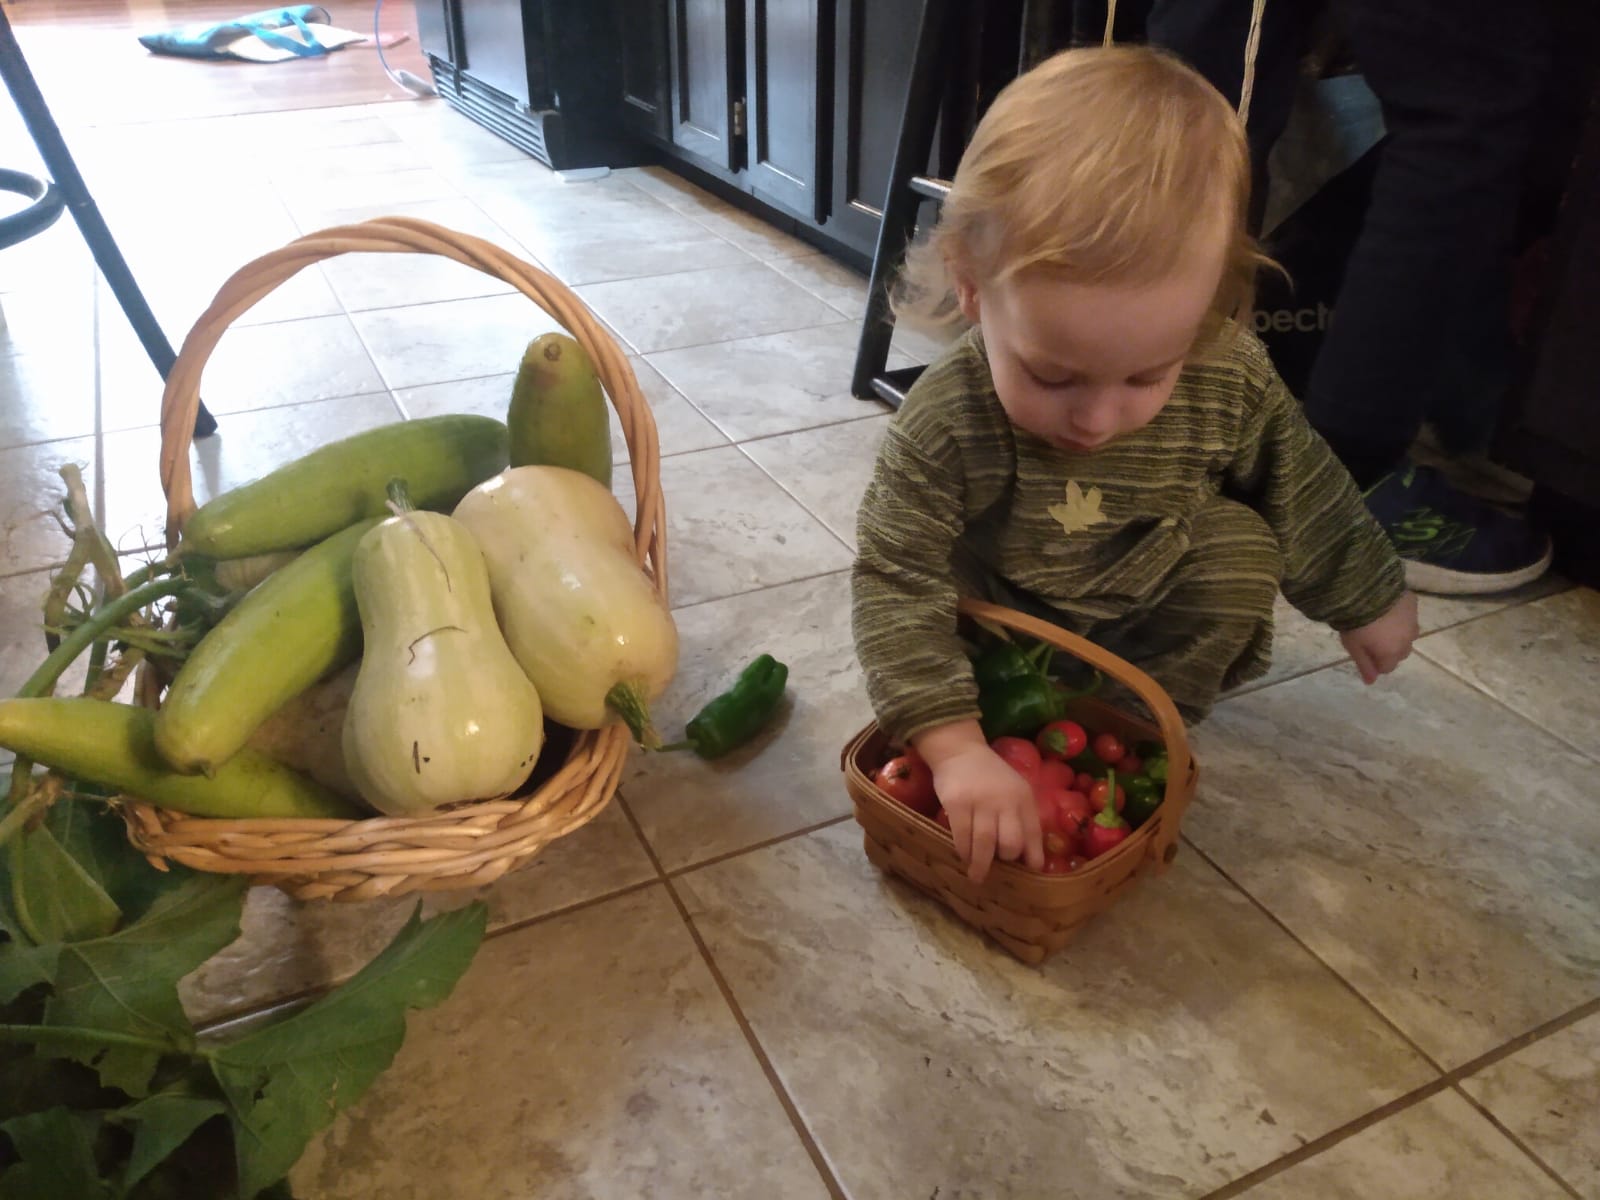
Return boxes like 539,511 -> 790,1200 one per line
155,518 -> 380,776
179,415 -> 508,559
507,333 -> 612,487
0,698 -> 361,820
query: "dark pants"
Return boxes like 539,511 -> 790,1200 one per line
1146,0 -> 1551,477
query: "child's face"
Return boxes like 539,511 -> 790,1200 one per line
956,247 -> 1223,453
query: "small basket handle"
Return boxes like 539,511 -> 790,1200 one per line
154,216 -> 667,590
958,597 -> 1195,867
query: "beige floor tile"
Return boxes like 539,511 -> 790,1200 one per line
615,445 -> 854,609
678,823 -> 1434,1199
682,203 -> 818,260
741,416 -> 890,552
0,221 -> 94,295
1417,588 -> 1600,759
290,885 -> 830,1200
1458,1012 -> 1600,1197
768,251 -> 871,318
1235,1091 -> 1567,1199
644,322 -> 899,441
0,569 -> 70,699
0,282 -> 95,360
274,165 -> 460,215
615,164 -> 735,217
620,571 -> 862,871
576,262 -> 844,355
605,357 -> 729,464
0,350 -> 96,448
0,435 -> 94,573
1187,659 -> 1600,1067
181,802 -> 658,1025
351,293 -> 565,390
100,394 -> 401,551
1413,574 -> 1573,631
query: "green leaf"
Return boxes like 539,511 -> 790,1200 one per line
45,799 -> 197,924
115,1093 -> 227,1191
7,830 -> 121,947
210,902 -> 487,1199
0,1107 -> 114,1200
44,875 -> 246,1097
0,941 -> 59,1008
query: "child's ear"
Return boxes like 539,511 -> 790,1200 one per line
953,273 -> 981,323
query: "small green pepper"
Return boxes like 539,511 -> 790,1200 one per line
971,641 -> 1047,691
979,674 -> 1065,740
1124,775 -> 1162,828
1145,752 -> 1169,785
660,654 -> 789,758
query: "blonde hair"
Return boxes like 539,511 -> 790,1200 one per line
894,45 -> 1272,356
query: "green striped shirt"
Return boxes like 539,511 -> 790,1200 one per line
851,325 -> 1406,742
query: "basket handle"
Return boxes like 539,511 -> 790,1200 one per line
957,597 -> 1194,867
154,217 -> 668,591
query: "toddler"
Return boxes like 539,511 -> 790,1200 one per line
852,46 -> 1419,883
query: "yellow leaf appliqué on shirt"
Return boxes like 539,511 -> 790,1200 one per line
1048,481 -> 1108,536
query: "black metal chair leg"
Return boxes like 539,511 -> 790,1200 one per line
850,0 -> 957,406
0,8 -> 217,438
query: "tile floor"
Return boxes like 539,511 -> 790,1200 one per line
3,95 -> 1599,1200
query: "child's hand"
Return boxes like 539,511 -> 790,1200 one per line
1339,591 -> 1419,684
912,720 -> 1043,883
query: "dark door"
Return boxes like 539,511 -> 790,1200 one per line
830,0 -> 924,258
457,0 -> 532,107
620,1 -> 672,139
667,0 -> 742,169
745,0 -> 829,220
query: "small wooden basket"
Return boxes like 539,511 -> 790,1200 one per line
118,217 -> 666,902
842,598 -> 1199,964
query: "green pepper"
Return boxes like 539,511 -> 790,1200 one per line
1145,752 -> 1169,785
1124,775 -> 1162,828
660,654 -> 789,758
971,641 -> 1048,691
978,674 -> 1065,740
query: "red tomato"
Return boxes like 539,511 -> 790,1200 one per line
1074,771 -> 1096,795
874,751 -> 937,815
1116,753 -> 1143,777
1090,779 -> 1126,813
1035,760 -> 1075,792
1092,732 -> 1125,766
991,736 -> 1042,780
1041,854 -> 1073,875
1066,856 -> 1087,871
1043,829 -> 1072,857
1033,787 -> 1062,834
1035,719 -> 1088,762
1057,789 -> 1093,833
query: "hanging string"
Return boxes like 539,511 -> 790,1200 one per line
1237,0 -> 1268,125
1103,0 -> 1118,47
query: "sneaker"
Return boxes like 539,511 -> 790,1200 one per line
1363,463 -> 1553,595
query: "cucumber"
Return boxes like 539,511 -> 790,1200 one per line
0,698 -> 361,820
155,519 -> 381,776
180,415 -> 508,559
507,333 -> 612,488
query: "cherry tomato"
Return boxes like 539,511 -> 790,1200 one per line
1057,789 -> 1093,833
991,736 -> 1042,780
1065,856 -> 1087,871
1035,719 -> 1088,762
1092,732 -> 1125,766
1043,830 -> 1073,857
1041,854 -> 1073,875
1033,786 -> 1064,834
1035,760 -> 1075,792
1089,779 -> 1126,813
874,751 -> 937,815
1116,753 -> 1143,777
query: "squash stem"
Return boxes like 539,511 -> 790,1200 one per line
385,477 -> 415,514
605,681 -> 660,749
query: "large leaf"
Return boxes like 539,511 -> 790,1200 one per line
45,799 -> 196,924
115,1092 -> 227,1192
7,830 -> 121,947
209,902 -> 487,1199
0,1106 -> 114,1200
44,875 -> 246,1097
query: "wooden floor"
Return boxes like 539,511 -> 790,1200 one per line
4,0 -> 430,126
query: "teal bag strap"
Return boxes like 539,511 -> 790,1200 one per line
242,8 -> 327,57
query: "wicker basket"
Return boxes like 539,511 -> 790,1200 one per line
118,217 -> 666,902
842,598 -> 1199,964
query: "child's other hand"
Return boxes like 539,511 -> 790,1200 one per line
912,721 -> 1043,884
1339,590 -> 1419,685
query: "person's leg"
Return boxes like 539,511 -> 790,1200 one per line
1145,0 -> 1319,230
1303,0 -> 1549,477
1092,497 -> 1282,722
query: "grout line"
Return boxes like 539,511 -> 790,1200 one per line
1410,645 -> 1600,766
732,442 -> 856,558
667,566 -> 853,615
1450,1082 -> 1585,1199
611,793 -> 851,1200
661,814 -> 855,881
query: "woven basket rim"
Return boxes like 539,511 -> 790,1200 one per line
118,217 -> 665,901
